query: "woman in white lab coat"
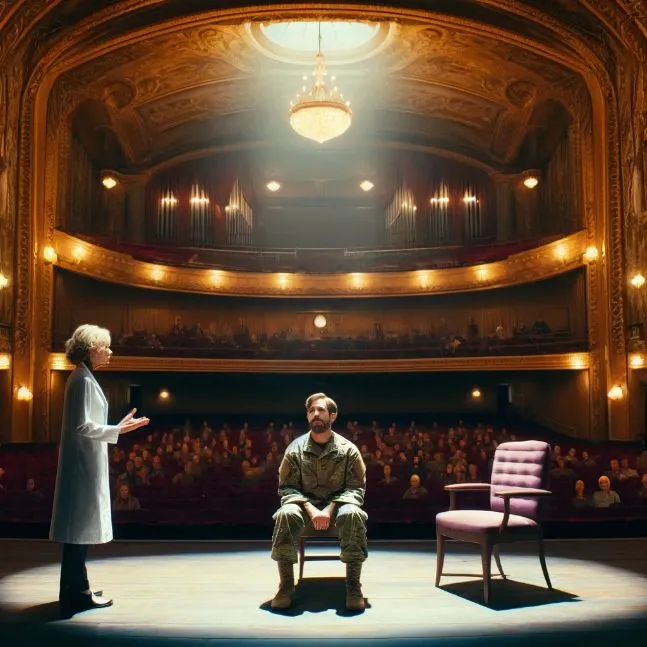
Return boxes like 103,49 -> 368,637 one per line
50,324 -> 149,615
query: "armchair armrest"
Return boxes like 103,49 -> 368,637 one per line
445,482 -> 491,510
495,488 -> 552,498
444,483 -> 492,492
498,487 -> 552,533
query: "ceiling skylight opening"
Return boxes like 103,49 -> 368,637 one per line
246,21 -> 396,65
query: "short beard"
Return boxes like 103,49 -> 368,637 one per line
311,422 -> 331,434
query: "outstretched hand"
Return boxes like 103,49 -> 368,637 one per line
118,408 -> 150,434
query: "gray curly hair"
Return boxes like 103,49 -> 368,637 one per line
64,324 -> 111,364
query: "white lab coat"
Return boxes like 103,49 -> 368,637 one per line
50,363 -> 120,544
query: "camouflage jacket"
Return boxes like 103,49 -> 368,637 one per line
278,431 -> 366,508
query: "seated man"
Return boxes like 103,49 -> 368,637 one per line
592,475 -> 621,508
270,392 -> 367,611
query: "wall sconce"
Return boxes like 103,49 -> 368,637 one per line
210,270 -> 224,287
417,270 -> 431,289
150,267 -> 164,282
521,171 -> 539,189
159,389 -> 170,400
43,246 -> 58,264
583,246 -> 599,263
629,354 -> 645,369
313,314 -> 327,329
569,355 -> 586,369
276,273 -> 289,290
16,386 -> 34,401
0,273 -> 8,289
0,354 -> 10,370
630,273 -> 646,288
555,245 -> 567,262
471,388 -> 482,399
607,385 -> 625,401
350,273 -> 364,290
102,175 -> 117,190
476,267 -> 488,281
72,245 -> 85,263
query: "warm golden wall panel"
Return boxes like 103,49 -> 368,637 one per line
510,371 -> 592,439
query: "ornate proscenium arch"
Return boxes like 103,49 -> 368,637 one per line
1,1 -> 644,442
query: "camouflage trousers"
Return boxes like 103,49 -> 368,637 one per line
271,503 -> 368,564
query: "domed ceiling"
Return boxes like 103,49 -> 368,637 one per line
50,9 -> 587,180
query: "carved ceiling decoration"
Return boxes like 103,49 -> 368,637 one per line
47,16 -> 592,169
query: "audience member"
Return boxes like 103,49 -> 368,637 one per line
572,480 -> 590,508
592,475 -> 621,508
112,484 -> 141,511
402,474 -> 428,500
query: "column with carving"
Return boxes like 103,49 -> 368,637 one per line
577,91 -> 609,441
3,48 -> 28,441
599,79 -> 630,440
616,48 -> 647,441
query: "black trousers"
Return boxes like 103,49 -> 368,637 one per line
59,544 -> 90,598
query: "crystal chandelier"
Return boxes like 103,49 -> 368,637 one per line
288,24 -> 352,144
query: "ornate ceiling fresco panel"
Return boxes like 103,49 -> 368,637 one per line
138,81 -> 257,132
45,15 -> 591,171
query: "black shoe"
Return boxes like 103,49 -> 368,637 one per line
59,589 -> 103,602
59,592 -> 113,617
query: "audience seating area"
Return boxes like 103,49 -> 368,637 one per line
1,416 -> 646,533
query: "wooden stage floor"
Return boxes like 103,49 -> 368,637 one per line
0,538 -> 645,646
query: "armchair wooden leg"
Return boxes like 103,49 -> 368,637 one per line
537,533 -> 552,590
435,531 -> 446,587
480,541 -> 492,605
493,545 -> 506,580
298,538 -> 305,583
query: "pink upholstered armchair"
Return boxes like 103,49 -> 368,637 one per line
435,440 -> 553,604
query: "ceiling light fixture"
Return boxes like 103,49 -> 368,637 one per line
266,181 -> 281,192
313,314 -> 327,329
288,23 -> 352,144
102,176 -> 117,190
360,180 -> 374,192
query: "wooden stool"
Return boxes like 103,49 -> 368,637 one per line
298,527 -> 340,582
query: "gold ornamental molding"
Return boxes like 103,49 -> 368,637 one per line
49,352 -> 592,374
51,229 -> 589,298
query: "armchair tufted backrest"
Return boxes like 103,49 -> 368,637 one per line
490,440 -> 550,520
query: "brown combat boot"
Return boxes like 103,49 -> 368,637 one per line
345,562 -> 365,611
270,561 -> 295,609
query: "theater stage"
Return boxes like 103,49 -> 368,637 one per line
0,538 -> 645,647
